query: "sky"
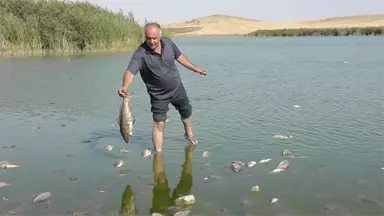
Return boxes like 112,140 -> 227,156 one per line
79,0 -> 384,24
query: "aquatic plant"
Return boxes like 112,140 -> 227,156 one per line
246,27 -> 384,37
0,0 -> 171,57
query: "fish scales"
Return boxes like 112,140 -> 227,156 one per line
118,93 -> 135,143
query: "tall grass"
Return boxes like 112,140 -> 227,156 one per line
0,0 -> 171,57
247,27 -> 384,37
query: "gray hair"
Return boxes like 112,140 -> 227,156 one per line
144,22 -> 162,35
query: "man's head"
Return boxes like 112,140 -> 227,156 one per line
144,22 -> 162,50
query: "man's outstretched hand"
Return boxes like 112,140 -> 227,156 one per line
194,66 -> 207,76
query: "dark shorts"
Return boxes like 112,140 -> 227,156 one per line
151,85 -> 192,122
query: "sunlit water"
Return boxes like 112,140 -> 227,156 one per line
0,36 -> 383,215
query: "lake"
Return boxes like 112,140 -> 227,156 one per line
0,36 -> 383,215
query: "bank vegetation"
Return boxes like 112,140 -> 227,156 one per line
0,0 -> 170,57
247,27 -> 384,37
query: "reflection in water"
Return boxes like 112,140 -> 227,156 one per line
150,145 -> 194,215
120,185 -> 138,216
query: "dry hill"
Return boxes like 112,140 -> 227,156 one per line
163,14 -> 384,36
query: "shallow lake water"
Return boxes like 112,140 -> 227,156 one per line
0,36 -> 383,215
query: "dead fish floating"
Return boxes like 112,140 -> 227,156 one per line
33,192 -> 52,203
142,148 -> 152,158
231,162 -> 242,172
270,198 -> 279,203
117,92 -> 135,144
104,145 -> 113,151
259,158 -> 272,164
272,134 -> 294,139
114,160 -> 124,168
269,160 -> 290,174
0,161 -> 20,169
119,148 -> 129,153
282,149 -> 307,158
282,149 -> 292,156
0,182 -> 10,188
246,161 -> 257,167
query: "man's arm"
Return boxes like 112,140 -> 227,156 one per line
176,54 -> 198,72
170,40 -> 202,73
118,48 -> 143,96
123,48 -> 143,89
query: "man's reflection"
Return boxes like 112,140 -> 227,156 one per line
120,185 -> 137,216
150,145 -> 195,215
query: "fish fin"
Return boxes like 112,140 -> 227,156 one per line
116,117 -> 120,126
133,117 -> 136,125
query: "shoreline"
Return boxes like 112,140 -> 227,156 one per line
166,26 -> 384,37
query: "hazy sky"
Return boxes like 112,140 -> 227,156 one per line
81,0 -> 384,24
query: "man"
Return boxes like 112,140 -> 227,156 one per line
117,22 -> 206,153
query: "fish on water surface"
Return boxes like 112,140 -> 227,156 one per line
272,134 -> 294,139
33,192 -> 52,203
271,198 -> 279,203
246,161 -> 257,167
232,160 -> 245,166
276,160 -> 290,170
231,162 -> 242,172
0,182 -> 10,188
282,149 -> 292,156
114,160 -> 124,168
105,145 -> 113,151
120,185 -> 137,216
269,168 -> 286,174
259,158 -> 272,164
118,93 -> 135,143
0,161 -> 20,169
142,148 -> 152,158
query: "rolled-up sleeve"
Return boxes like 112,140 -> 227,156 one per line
126,47 -> 143,75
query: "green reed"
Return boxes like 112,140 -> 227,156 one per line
0,0 -> 171,57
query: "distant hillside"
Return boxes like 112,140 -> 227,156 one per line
163,14 -> 384,36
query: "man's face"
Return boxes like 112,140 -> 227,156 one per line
145,26 -> 161,50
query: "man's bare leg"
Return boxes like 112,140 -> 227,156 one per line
182,116 -> 198,145
152,121 -> 165,152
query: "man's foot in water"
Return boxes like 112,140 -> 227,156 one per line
184,133 -> 198,145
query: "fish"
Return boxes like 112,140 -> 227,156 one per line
114,160 -> 124,168
251,185 -> 260,192
276,160 -> 290,170
33,192 -> 51,203
0,161 -> 20,169
231,162 -> 242,172
118,93 -> 135,144
202,151 -> 211,158
120,185 -> 137,216
142,148 -> 152,158
120,148 -> 129,153
272,134 -> 294,139
282,149 -> 292,156
269,168 -> 286,174
246,161 -> 257,167
270,198 -> 279,203
259,158 -> 272,164
105,145 -> 113,151
232,160 -> 245,166
0,182 -> 10,188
